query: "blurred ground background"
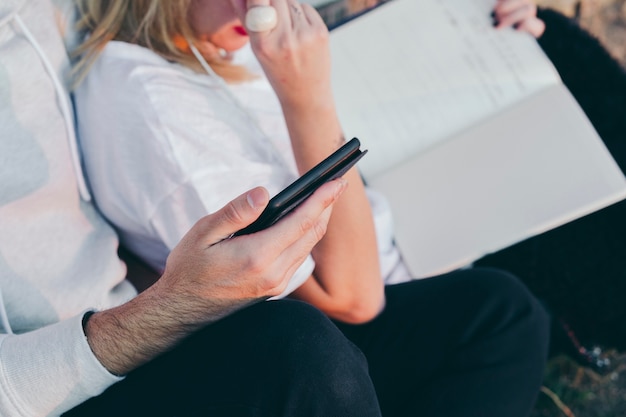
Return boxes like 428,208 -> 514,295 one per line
538,0 -> 626,67
532,350 -> 626,416
517,2 -> 626,416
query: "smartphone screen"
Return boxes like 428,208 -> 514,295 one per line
233,137 -> 367,236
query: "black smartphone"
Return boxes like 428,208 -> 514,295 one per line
233,137 -> 367,237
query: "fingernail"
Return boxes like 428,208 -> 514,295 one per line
247,187 -> 268,209
334,178 -> 348,198
490,11 -> 495,18
492,18 -> 499,27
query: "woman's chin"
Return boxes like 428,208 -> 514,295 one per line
210,26 -> 250,53
223,39 -> 250,54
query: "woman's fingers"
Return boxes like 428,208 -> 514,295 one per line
233,0 -> 330,106
287,0 -> 305,26
280,0 -> 318,33
247,0 -> 271,8
301,3 -> 325,29
236,0 -> 309,38
230,0 -> 279,33
495,5 -> 535,28
245,6 -> 279,32
515,16 -> 546,38
493,0 -> 544,38
494,0 -> 532,16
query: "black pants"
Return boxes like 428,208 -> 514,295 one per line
65,268 -> 549,417
476,8 -> 626,350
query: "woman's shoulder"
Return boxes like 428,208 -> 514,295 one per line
75,40 -> 220,119
88,41 -> 193,85
99,40 -> 168,64
83,40 -> 234,101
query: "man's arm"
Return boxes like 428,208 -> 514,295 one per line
0,181 -> 343,417
84,180 -> 345,376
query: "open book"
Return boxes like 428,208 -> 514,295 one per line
329,0 -> 626,277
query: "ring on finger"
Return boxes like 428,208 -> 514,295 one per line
245,5 -> 278,32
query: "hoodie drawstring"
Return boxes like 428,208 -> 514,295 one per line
12,13 -> 92,202
0,287 -> 13,335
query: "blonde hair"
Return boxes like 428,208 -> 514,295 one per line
73,0 -> 250,84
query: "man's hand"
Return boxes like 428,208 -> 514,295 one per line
84,179 -> 346,376
157,180 -> 346,320
493,0 -> 545,38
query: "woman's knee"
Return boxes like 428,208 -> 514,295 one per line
472,267 -> 548,318
458,268 -> 550,358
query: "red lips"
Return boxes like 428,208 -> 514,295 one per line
233,25 -> 248,36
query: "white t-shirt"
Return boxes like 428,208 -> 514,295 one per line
75,41 -> 411,295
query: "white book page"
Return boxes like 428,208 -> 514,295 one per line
330,0 -> 562,178
369,86 -> 626,277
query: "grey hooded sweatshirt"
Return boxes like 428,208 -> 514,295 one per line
0,0 -> 137,415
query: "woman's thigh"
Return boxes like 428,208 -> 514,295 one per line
335,268 -> 550,417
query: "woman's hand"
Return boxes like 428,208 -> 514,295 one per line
231,0 -> 384,325
492,0 -> 545,38
229,0 -> 333,110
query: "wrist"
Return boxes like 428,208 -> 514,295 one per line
82,291 -> 197,376
280,98 -> 340,134
278,85 -> 336,113
81,310 -> 96,335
